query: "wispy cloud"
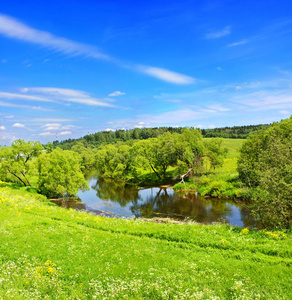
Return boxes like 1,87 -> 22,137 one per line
205,26 -> 231,39
0,13 -> 196,85
139,66 -> 195,84
227,39 -> 248,47
22,87 -> 115,107
0,91 -> 52,102
0,100 -> 52,111
0,14 -> 110,60
39,132 -> 55,136
0,126 -> 5,130
108,91 -> 126,97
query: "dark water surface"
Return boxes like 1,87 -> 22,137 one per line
65,171 -> 254,227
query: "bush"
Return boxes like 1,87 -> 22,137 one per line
238,116 -> 292,228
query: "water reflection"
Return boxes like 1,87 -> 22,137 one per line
75,171 -> 254,227
50,197 -> 86,210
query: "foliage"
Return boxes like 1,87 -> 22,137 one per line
0,139 -> 43,186
94,128 -> 228,183
36,148 -> 88,198
0,185 -> 291,299
238,116 -> 292,228
54,124 -> 270,151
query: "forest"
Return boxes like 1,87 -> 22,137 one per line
54,123 -> 271,150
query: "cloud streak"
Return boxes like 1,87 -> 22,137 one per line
205,26 -> 231,39
227,39 -> 248,47
108,91 -> 126,97
0,14 -> 195,85
140,66 -> 195,85
0,14 -> 110,60
22,87 -> 115,107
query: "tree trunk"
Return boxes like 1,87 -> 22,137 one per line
8,169 -> 27,186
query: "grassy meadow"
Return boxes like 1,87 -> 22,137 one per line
0,181 -> 291,299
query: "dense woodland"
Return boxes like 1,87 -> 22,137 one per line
53,123 -> 271,150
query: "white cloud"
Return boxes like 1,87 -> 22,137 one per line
39,132 -> 55,136
0,101 -> 52,111
0,14 -> 110,60
23,87 -> 115,107
105,128 -> 115,132
0,126 -> 5,130
12,123 -> 25,128
279,110 -> 290,115
0,13 -> 197,85
205,26 -> 231,39
108,91 -> 126,97
232,90 -> 292,111
43,123 -> 61,131
4,115 -> 14,119
140,66 -> 195,85
61,124 -> 77,130
227,39 -> 248,47
138,121 -> 145,125
60,131 -> 72,135
34,118 -> 72,122
0,91 -> 52,102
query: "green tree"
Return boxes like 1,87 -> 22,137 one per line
37,148 -> 88,199
0,140 -> 43,186
238,116 -> 292,228
46,142 -> 53,153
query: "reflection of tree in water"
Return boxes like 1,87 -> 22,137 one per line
239,203 -> 255,228
83,173 -> 254,226
91,176 -> 140,207
131,188 -> 251,224
51,196 -> 86,210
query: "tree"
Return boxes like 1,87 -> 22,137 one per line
37,148 -> 88,199
237,116 -> 292,228
0,140 -> 43,186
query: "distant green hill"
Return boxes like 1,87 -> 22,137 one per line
52,124 -> 271,150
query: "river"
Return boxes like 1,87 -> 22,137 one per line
53,171 -> 253,227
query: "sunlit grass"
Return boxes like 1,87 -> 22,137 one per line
0,183 -> 291,299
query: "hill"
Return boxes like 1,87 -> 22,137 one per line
0,182 -> 291,299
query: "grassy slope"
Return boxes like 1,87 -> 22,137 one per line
0,183 -> 291,299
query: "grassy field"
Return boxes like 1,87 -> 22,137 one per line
0,182 -> 291,299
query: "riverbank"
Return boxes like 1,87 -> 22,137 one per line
0,183 -> 291,299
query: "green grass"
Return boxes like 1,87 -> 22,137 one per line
0,182 -> 291,299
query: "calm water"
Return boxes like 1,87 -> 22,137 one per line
55,171 -> 253,227
67,171 -> 253,227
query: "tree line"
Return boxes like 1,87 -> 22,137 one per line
54,124 -> 271,150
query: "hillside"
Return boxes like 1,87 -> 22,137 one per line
0,182 -> 291,299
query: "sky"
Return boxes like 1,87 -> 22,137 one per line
0,0 -> 292,145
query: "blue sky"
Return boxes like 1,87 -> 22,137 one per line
0,0 -> 292,145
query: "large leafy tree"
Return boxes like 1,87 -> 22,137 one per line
37,148 -> 88,199
0,139 -> 43,186
238,116 -> 292,228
